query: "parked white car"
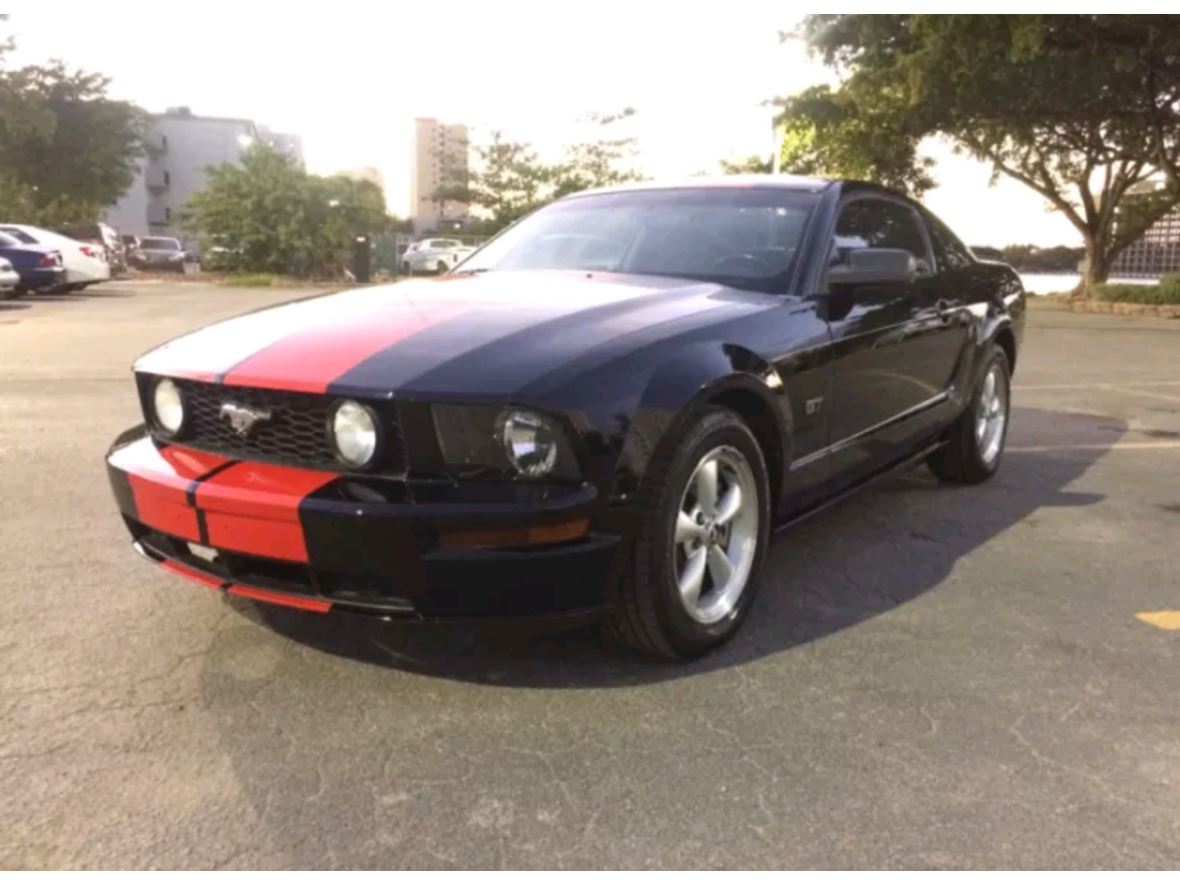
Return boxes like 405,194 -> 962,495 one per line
401,238 -> 477,275
0,223 -> 111,290
0,257 -> 19,298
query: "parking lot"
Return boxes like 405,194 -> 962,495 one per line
1,280 -> 1178,869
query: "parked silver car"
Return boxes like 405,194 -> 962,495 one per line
130,236 -> 186,271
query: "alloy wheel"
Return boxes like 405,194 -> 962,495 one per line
673,445 -> 759,624
975,364 -> 1008,466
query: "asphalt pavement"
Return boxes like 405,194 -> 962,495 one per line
1,281 -> 1177,869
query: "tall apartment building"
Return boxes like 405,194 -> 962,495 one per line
105,107 -> 303,239
409,118 -> 469,232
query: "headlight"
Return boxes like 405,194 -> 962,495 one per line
497,410 -> 559,477
330,400 -> 380,467
432,405 -> 579,481
152,378 -> 185,436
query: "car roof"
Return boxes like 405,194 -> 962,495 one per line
565,175 -> 922,206
570,174 -> 836,200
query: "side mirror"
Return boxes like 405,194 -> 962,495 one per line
827,247 -> 916,287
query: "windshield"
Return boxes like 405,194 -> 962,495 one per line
459,187 -> 819,292
140,237 -> 181,250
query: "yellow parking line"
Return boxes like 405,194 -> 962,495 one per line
1136,611 -> 1180,630
1008,442 -> 1180,453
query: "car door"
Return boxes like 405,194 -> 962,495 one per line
908,211 -> 975,397
823,195 -> 944,486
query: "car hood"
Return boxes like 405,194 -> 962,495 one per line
135,270 -> 768,397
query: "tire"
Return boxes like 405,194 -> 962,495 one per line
401,262 -> 411,276
606,406 -> 771,660
436,261 -> 448,275
927,345 -> 1011,484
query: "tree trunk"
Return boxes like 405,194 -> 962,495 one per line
1077,236 -> 1111,299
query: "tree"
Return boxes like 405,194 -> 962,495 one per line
775,85 -> 936,195
184,143 -> 392,277
719,154 -> 773,175
776,15 -> 1180,293
433,131 -> 549,230
551,107 -> 641,197
0,37 -> 145,226
434,110 -> 642,234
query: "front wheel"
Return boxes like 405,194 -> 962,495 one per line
435,261 -> 448,275
927,345 -> 1011,484
607,407 -> 771,659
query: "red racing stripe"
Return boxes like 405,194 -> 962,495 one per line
127,474 -> 201,540
227,583 -> 333,613
221,306 -> 458,393
112,442 -> 234,541
194,462 -> 336,562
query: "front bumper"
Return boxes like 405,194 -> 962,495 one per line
107,432 -> 620,620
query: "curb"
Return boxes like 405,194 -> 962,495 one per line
1069,299 -> 1180,319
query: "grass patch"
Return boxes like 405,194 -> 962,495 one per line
217,272 -> 284,288
1095,273 -> 1180,305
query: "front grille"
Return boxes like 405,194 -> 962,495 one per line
167,378 -> 405,474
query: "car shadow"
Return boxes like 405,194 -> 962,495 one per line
0,301 -> 31,311
246,407 -> 1123,687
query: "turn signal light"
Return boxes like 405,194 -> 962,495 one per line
438,519 -> 590,550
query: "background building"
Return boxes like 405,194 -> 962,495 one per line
1110,202 -> 1180,278
409,118 -> 469,232
105,107 -> 303,239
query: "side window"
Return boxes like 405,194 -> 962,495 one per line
925,213 -> 974,271
833,198 -> 932,276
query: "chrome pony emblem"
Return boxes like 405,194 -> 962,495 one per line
219,402 -> 272,438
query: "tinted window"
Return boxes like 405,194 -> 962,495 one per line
462,187 -> 819,293
926,213 -> 975,271
0,232 -> 17,247
0,227 -> 37,244
833,198 -> 931,273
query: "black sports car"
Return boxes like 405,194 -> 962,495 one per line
107,177 -> 1024,659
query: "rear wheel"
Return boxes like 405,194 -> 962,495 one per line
607,407 -> 770,659
436,260 -> 448,274
927,346 -> 1011,484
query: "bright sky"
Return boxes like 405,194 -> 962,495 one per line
6,2 -> 1080,247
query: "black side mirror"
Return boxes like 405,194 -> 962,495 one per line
827,247 -> 916,287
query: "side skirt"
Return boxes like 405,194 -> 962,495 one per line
772,440 -> 946,537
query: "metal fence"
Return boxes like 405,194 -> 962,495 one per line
1110,207 -> 1180,278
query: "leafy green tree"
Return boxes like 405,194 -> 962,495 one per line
433,131 -> 549,230
0,40 -> 144,225
719,155 -> 774,175
184,143 -> 392,277
551,108 -> 641,197
776,15 -> 1180,292
434,111 -> 642,233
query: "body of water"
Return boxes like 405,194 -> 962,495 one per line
1018,272 -> 1159,295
